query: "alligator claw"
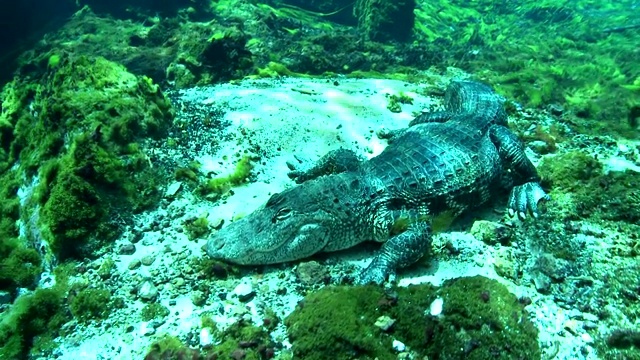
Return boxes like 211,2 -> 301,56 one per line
507,182 -> 550,219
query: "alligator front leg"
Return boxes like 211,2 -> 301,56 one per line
287,148 -> 362,183
489,125 -> 550,218
356,221 -> 432,285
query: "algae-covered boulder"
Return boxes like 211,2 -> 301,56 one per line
354,0 -> 415,42
0,53 -> 174,260
286,276 -> 540,360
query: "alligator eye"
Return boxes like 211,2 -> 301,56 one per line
273,208 -> 292,222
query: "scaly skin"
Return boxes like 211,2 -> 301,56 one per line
206,81 -> 549,284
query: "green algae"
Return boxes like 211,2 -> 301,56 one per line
286,276 -> 540,360
538,151 -> 640,224
141,303 -> 170,322
197,155 -> 253,198
145,319 -> 276,360
69,288 -> 112,322
0,287 -> 68,359
184,216 -> 211,240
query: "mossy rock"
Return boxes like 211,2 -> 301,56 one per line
0,171 -> 42,290
0,287 -> 67,359
286,276 -> 540,360
0,52 -> 174,260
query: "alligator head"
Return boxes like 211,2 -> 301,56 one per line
205,175 -> 356,265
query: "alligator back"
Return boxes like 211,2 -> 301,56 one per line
364,81 -> 506,215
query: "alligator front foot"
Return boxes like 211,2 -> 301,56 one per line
507,181 -> 550,219
355,258 -> 393,285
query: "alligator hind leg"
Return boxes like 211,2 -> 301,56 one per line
287,148 -> 363,183
378,111 -> 453,143
356,221 -> 432,285
408,110 -> 453,126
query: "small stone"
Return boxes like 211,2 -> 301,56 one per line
149,319 -> 166,328
470,220 -> 512,245
374,315 -> 395,331
230,349 -> 246,360
118,243 -> 136,255
171,277 -> 185,288
392,339 -> 406,352
141,255 -> 156,266
232,282 -> 255,302
581,313 -> 599,323
128,259 -> 142,270
429,297 -> 444,316
166,181 -> 182,198
210,218 -> 224,230
191,290 -> 207,307
581,333 -> 594,343
583,321 -> 598,330
138,280 -> 159,301
493,247 -> 517,280
142,323 -> 156,336
564,319 -> 579,335
199,327 -> 214,348
295,261 -> 329,286
129,230 -> 144,243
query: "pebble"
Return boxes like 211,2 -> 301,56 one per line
374,316 -> 396,331
171,277 -> 186,288
138,280 -> 159,301
128,259 -> 142,270
165,182 -> 182,198
210,218 -> 224,230
141,255 -> 156,266
142,323 -> 156,336
295,261 -> 329,286
581,333 -> 594,343
129,231 -> 144,243
392,339 -> 406,352
118,244 -> 136,255
493,247 -> 517,280
191,290 -> 207,307
199,327 -> 214,348
429,297 -> 444,316
232,282 -> 255,302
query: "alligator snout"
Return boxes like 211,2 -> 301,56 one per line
206,235 -> 227,258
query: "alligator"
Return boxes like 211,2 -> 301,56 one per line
206,80 -> 550,284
